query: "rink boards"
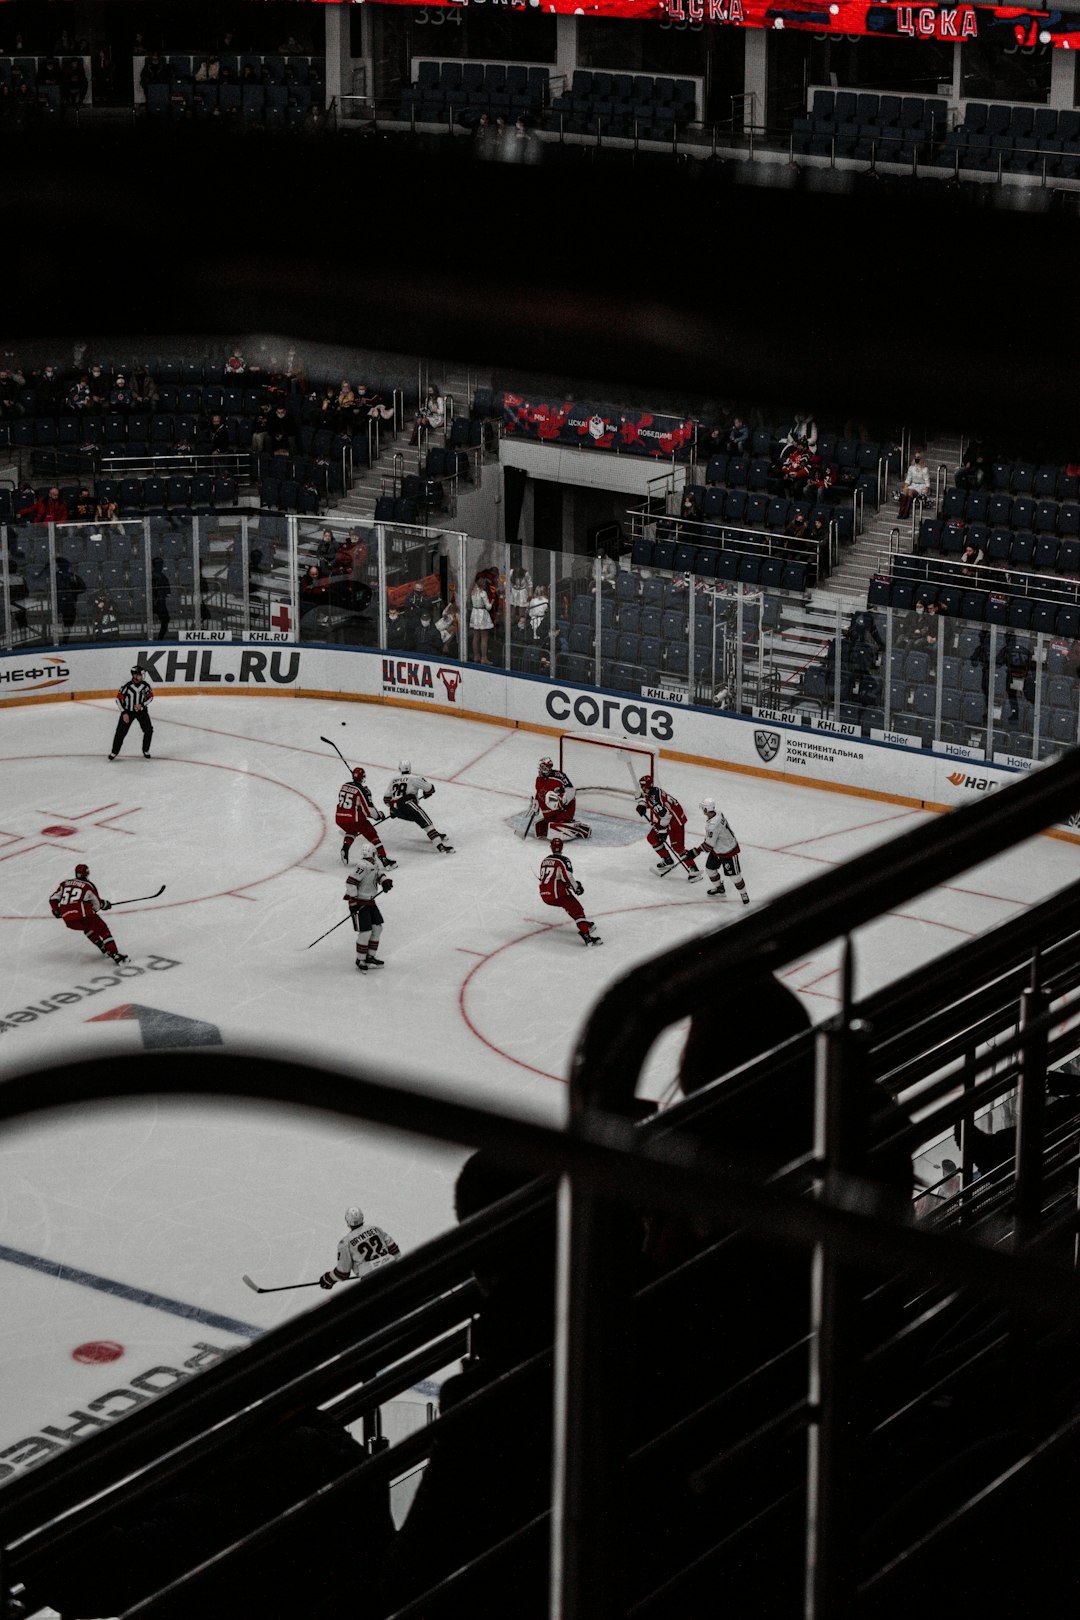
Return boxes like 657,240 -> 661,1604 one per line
2,641 -> 1077,838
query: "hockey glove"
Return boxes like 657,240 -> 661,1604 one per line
573,882 -> 584,896
635,802 -> 648,818
423,787 -> 434,798
50,904 -> 61,918
319,1271 -> 337,1290
100,900 -> 111,910
380,878 -> 394,892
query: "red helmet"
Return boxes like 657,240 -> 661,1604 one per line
75,863 -> 90,879
351,767 -> 366,783
639,774 -> 653,790
550,837 -> 564,855
539,757 -> 554,774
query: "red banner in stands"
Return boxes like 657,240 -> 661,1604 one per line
500,392 -> 696,461
340,0 -> 1080,49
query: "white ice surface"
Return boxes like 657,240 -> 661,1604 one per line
0,693 -> 1073,1468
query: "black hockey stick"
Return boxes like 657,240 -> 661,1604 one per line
242,1274 -> 323,1294
656,844 -> 704,882
306,913 -> 352,949
110,885 -> 166,906
320,735 -> 352,771
519,797 -> 539,840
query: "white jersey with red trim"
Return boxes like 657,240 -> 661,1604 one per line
539,852 -> 577,903
384,771 -> 434,809
345,863 -> 386,905
49,877 -> 103,920
334,1222 -> 401,1280
640,785 -> 686,834
698,810 -> 739,858
535,768 -> 574,816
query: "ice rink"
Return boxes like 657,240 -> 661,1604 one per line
1,690 -> 1075,1485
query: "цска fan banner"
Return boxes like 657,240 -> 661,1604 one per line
341,0 -> 1080,48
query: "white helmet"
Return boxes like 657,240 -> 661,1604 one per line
345,1206 -> 364,1228
700,798 -> 717,815
398,759 -> 412,775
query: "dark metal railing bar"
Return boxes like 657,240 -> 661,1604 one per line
864,1332 -> 1009,1444
626,1486 -> 803,1618
688,1398 -> 809,1496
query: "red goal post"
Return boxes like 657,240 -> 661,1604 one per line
559,733 -> 656,818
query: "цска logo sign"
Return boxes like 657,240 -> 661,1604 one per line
754,730 -> 781,763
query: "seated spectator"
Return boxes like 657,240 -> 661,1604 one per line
955,443 -> 987,491
959,537 -> 985,573
24,486 -> 68,525
355,383 -> 395,422
195,54 -> 220,81
223,350 -> 246,379
61,55 -> 87,103
779,438 -> 812,496
679,489 -> 699,522
299,562 -> 329,623
140,50 -> 172,90
129,364 -> 158,407
590,555 -> 618,595
267,403 -> 296,455
414,604 -> 442,655
898,451 -> 930,518
86,364 -> 109,411
37,57 -> 62,86
66,374 -> 91,413
109,374 -> 134,413
71,485 -> 96,522
724,415 -> 749,455
782,410 -> 817,453
910,599 -> 941,655
782,509 -> 810,557
809,510 -> 830,555
34,363 -> 64,411
315,527 -> 338,569
337,380 -> 355,412
410,384 -> 445,446
95,494 -> 121,528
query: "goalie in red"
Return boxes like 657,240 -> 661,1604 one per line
335,766 -> 396,869
538,837 -> 602,945
637,775 -> 702,881
530,756 -> 591,840
49,864 -> 129,962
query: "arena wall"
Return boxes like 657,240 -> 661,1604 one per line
3,642 -> 1077,840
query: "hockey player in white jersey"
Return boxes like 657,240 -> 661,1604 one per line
383,760 -> 454,853
344,849 -> 393,972
320,1205 -> 401,1289
690,799 -> 750,905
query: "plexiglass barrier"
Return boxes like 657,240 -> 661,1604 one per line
3,521 -> 1079,768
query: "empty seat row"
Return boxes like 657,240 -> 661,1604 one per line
974,461 -> 1080,498
940,487 -> 1080,531
918,519 -> 1080,567
152,54 -> 323,85
401,60 -> 548,119
145,81 -> 315,115
260,478 -> 322,514
869,573 -> 1080,639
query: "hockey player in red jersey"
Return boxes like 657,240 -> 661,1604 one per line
636,775 -> 701,880
335,766 -> 397,869
532,756 -> 591,840
689,798 -> 751,905
538,837 -> 602,945
48,865 -> 129,962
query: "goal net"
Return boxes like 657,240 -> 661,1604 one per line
559,733 -> 656,819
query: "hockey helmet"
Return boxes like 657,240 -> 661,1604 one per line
74,863 -> 90,879
538,756 -> 554,773
550,837 -> 564,855
345,1206 -> 364,1228
351,766 -> 366,783
700,798 -> 717,815
639,774 -> 653,790
398,759 -> 412,775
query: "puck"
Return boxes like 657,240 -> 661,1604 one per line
72,1340 -> 125,1364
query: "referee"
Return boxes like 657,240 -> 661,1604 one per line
109,666 -> 154,760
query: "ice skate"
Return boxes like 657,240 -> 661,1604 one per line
740,890 -> 751,906
582,931 -> 603,946
366,954 -> 385,967
708,882 -> 727,897
355,959 -> 368,973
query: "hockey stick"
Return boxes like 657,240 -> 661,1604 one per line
519,797 -> 539,840
656,843 -> 704,882
320,735 -> 352,771
306,913 -> 352,949
110,885 -> 166,906
242,1274 -> 323,1294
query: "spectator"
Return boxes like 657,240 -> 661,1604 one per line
315,527 -> 338,569
724,415 -> 749,455
959,536 -> 985,573
86,364 -> 109,411
414,604 -> 442,655
909,599 -> 941,656
61,55 -> 87,103
782,509 -> 810,558
509,561 -> 533,615
355,383 -> 395,423
386,602 -> 414,652
0,368 -> 24,418
223,350 -> 246,379
65,374 -> 91,413
55,555 -> 86,641
25,486 -> 68,525
195,55 -> 220,82
955,443 -> 987,491
299,562 -> 329,627
435,597 -> 458,650
527,584 -> 550,643
809,510 -> 831,556
109,374 -> 134,413
89,588 -> 121,638
151,557 -> 171,639
71,485 -> 96,522
267,403 -> 296,455
473,110 -> 496,158
782,410 -> 818,453
34,363 -> 64,412
998,635 -> 1035,722
409,384 -> 445,446
511,116 -> 542,163
207,413 -> 230,455
898,450 -> 930,519
337,380 -> 355,412
37,57 -> 62,87
779,437 -> 812,496
468,573 -> 495,663
140,50 -> 172,91
129,364 -> 158,408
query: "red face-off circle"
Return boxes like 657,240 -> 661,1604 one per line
72,1341 -> 125,1364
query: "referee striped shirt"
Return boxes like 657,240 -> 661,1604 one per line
115,677 -> 153,713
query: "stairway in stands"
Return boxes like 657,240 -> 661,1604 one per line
819,431 -> 963,607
